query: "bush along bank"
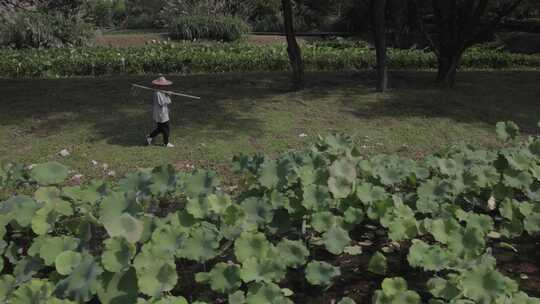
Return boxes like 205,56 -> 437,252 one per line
168,15 -> 251,42
0,43 -> 540,78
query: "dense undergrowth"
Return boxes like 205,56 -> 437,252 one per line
168,16 -> 250,42
0,11 -> 94,49
0,122 -> 539,303
0,43 -> 539,78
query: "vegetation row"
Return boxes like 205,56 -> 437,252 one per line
1,44 -> 539,78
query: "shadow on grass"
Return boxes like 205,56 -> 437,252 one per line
0,73 -> 290,147
1,70 -> 539,149
338,70 -> 540,134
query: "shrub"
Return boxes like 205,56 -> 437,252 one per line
81,0 -> 114,27
112,0 -> 127,23
309,37 -> 372,49
124,12 -> 159,29
121,0 -> 163,29
251,15 -> 284,32
37,0 -> 85,15
0,11 -> 94,49
168,15 -> 250,42
159,0 -> 248,26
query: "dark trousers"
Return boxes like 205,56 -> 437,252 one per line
149,121 -> 170,145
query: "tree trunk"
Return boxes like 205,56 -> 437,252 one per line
426,0 -> 524,87
433,0 -> 460,88
281,0 -> 304,88
436,54 -> 460,87
371,0 -> 388,92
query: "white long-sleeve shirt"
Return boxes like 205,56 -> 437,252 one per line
153,91 -> 172,123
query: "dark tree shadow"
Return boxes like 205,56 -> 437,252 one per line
337,70 -> 540,135
0,73 -> 295,147
1,70 -> 539,149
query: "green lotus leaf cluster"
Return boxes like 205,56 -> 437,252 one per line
328,158 -> 357,199
373,277 -> 421,304
368,252 -> 388,275
496,121 -> 520,142
101,238 -> 135,273
30,162 -> 70,186
305,261 -> 341,286
0,122 -> 539,303
133,249 -> 177,297
195,262 -> 242,293
54,253 -> 103,302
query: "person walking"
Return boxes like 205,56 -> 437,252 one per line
146,76 -> 175,148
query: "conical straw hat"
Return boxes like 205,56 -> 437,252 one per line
152,76 -> 173,86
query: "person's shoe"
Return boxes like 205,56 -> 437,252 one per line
166,143 -> 175,148
146,136 -> 152,146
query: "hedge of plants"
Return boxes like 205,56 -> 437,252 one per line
0,43 -> 539,78
0,122 -> 539,303
168,15 -> 251,42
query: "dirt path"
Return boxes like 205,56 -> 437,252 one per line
93,32 -> 169,47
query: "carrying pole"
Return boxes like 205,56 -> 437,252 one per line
131,84 -> 201,100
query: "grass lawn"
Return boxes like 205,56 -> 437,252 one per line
1,71 -> 539,184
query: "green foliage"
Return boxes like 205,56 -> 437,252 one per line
133,252 -> 177,297
407,240 -> 452,272
53,253 -> 103,302
0,275 -> 15,302
124,13 -> 156,29
328,158 -> 357,198
103,213 -> 144,244
276,239 -> 310,268
322,226 -> 351,254
30,162 -> 70,186
1,44 -> 539,78
10,279 -> 57,304
55,251 -> 83,275
1,122 -> 540,303
305,261 -> 341,286
373,278 -> 421,304
0,11 -> 93,49
0,195 -> 40,227
168,15 -> 250,42
240,255 -> 286,283
459,262 -> 518,303
34,187 -> 73,216
180,222 -> 221,262
81,0 -> 127,27
97,269 -> 138,304
497,121 -> 520,141
368,252 -> 388,275
234,232 -> 271,263
245,282 -> 291,304
338,298 -> 357,304
102,238 -> 136,273
28,236 -> 80,266
195,262 -> 242,293
151,296 -> 189,304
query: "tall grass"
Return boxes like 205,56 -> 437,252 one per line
168,15 -> 250,42
0,11 -> 94,49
